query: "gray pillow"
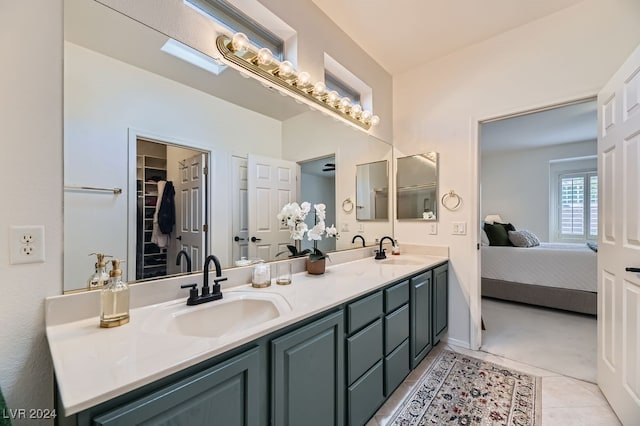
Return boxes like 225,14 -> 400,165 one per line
508,230 -> 540,247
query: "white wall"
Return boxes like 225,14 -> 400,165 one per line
0,0 -> 62,422
481,140 -> 597,241
394,0 -> 640,348
64,42 -> 282,290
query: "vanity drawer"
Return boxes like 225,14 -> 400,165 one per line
348,360 -> 384,426
385,338 -> 410,396
385,304 -> 409,355
385,280 -> 409,313
347,318 -> 383,384
347,291 -> 383,334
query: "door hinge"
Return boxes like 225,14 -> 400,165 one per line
477,243 -> 480,250
203,166 -> 208,176
203,224 -> 208,232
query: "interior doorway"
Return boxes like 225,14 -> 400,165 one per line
477,98 -> 598,381
299,155 -> 337,254
128,131 -> 211,282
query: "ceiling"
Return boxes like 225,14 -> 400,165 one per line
480,100 -> 597,153
312,0 -> 586,75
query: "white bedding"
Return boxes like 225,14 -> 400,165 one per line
481,242 -> 597,292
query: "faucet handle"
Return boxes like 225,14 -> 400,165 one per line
374,249 -> 387,260
213,276 -> 228,285
180,283 -> 199,300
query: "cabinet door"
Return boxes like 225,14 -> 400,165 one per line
432,263 -> 449,345
410,271 -> 432,369
271,311 -> 344,426
93,347 -> 261,426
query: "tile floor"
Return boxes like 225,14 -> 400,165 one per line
366,343 -> 621,426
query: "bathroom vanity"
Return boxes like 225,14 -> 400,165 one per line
47,253 -> 448,425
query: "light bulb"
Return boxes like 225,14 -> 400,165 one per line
277,60 -> 294,78
296,71 -> 311,87
350,104 -> 362,118
312,82 -> 326,97
326,91 -> 340,106
370,115 -> 380,126
361,110 -> 372,123
231,33 -> 250,54
256,48 -> 274,66
339,97 -> 352,112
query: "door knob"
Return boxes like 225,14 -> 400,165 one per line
626,267 -> 640,273
234,236 -> 245,242
176,236 -> 182,241
251,236 -> 262,242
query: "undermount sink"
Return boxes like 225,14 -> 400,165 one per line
143,291 -> 292,339
376,257 -> 425,266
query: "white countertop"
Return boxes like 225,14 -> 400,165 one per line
46,253 -> 447,416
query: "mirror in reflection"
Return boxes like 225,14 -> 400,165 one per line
63,0 -> 393,292
356,160 -> 389,221
396,153 -> 439,220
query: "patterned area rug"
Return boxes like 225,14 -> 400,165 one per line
388,350 -> 541,425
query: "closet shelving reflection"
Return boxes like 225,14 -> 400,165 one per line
136,140 -> 168,280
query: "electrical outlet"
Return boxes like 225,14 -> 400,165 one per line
10,225 -> 45,264
358,223 -> 365,232
429,223 -> 438,235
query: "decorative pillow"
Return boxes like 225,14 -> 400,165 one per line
481,229 -> 490,246
508,230 -> 540,247
484,222 -> 515,246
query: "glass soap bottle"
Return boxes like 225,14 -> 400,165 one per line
100,259 -> 130,328
87,253 -> 110,290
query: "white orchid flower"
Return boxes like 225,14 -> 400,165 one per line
314,203 -> 326,221
325,224 -> 337,237
300,202 -> 311,215
307,222 -> 325,241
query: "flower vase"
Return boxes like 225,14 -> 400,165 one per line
306,258 -> 326,275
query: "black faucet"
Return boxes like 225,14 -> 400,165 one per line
351,235 -> 366,247
175,250 -> 192,273
180,254 -> 225,305
375,236 -> 395,260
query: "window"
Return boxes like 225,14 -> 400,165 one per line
186,0 -> 284,59
325,71 -> 361,103
558,171 -> 597,240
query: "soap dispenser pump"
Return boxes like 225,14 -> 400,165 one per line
87,253 -> 111,290
100,259 -> 130,328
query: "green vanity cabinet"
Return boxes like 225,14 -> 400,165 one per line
384,280 -> 410,396
432,263 -> 449,345
345,292 -> 384,426
271,310 -> 345,426
91,347 -> 261,426
410,270 -> 433,369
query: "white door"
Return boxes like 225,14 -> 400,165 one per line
598,43 -> 640,425
231,156 -> 249,263
172,153 -> 206,273
248,154 -> 299,261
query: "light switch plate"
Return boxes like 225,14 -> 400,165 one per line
452,222 -> 467,235
429,223 -> 438,235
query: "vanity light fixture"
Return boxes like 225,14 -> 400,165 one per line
216,32 -> 380,130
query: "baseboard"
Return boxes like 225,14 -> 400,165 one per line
442,336 -> 470,349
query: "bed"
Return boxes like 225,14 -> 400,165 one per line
481,242 -> 597,315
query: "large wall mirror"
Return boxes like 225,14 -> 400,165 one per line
396,153 -> 439,221
356,160 -> 389,221
63,0 -> 393,292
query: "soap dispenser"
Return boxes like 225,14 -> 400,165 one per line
87,253 -> 111,290
100,259 -> 130,328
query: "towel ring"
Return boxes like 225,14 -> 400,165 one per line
342,197 -> 354,213
441,190 -> 462,211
